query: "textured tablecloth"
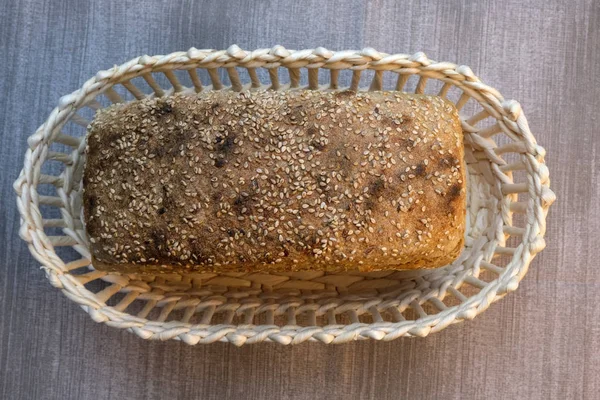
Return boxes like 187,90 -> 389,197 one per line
1,0 -> 598,399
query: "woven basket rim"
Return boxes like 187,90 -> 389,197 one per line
13,46 -> 555,345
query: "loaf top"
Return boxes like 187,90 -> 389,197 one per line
83,90 -> 465,273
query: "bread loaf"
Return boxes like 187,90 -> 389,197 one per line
83,90 -> 466,273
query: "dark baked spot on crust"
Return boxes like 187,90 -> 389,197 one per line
84,195 -> 98,236
98,126 -> 123,143
332,146 -> 352,170
232,194 -> 253,214
156,145 -> 167,158
396,137 -> 415,149
215,133 -> 236,154
308,126 -> 326,150
150,112 -> 193,158
214,158 -> 226,168
211,191 -> 222,202
341,200 -> 352,212
261,252 -> 275,264
401,116 -> 412,125
137,136 -> 149,151
171,127 -> 190,154
147,229 -> 167,259
287,105 -> 305,125
445,183 -> 463,213
447,183 -> 462,201
151,228 -> 165,242
310,140 -> 326,151
389,116 -> 413,133
188,239 -> 210,264
300,233 -> 320,255
233,195 -> 245,207
365,178 -> 385,210
85,194 -> 96,217
364,246 -> 375,256
315,174 -> 329,194
439,155 -> 459,168
379,113 -> 395,126
414,162 -> 426,177
156,101 -> 173,116
334,90 -> 356,99
161,185 -> 173,209
368,178 -> 385,197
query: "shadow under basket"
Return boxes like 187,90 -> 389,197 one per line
14,46 -> 555,345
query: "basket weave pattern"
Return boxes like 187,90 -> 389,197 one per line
14,46 -> 555,345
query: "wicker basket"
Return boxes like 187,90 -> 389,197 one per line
14,46 -> 555,345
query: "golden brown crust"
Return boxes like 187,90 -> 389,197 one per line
83,90 -> 465,273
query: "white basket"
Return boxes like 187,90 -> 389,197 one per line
14,46 -> 555,345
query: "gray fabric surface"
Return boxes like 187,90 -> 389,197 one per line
1,0 -> 598,399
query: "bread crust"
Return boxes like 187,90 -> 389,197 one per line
83,90 -> 465,273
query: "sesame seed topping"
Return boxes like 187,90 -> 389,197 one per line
83,89 -> 465,272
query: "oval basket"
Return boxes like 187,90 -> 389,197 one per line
14,46 -> 555,345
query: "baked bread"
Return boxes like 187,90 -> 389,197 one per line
83,90 -> 466,273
